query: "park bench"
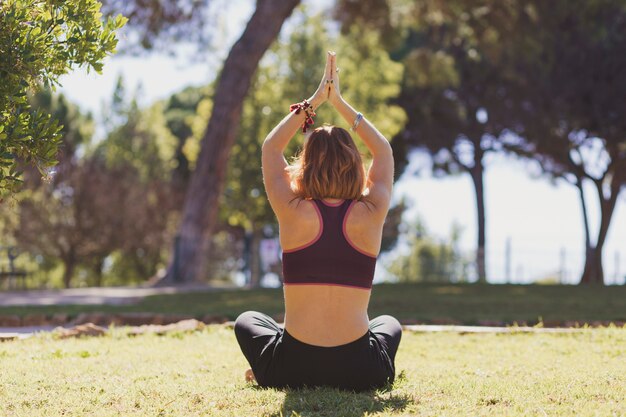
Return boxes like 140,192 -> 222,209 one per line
0,246 -> 29,290
0,270 -> 28,290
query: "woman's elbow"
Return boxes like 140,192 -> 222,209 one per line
373,141 -> 393,158
261,137 -> 280,153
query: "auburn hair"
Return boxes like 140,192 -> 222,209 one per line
287,125 -> 367,201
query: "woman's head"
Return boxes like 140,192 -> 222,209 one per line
288,125 -> 366,200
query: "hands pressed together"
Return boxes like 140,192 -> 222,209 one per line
310,51 -> 342,109
290,51 -> 357,134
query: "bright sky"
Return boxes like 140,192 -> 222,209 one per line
57,0 -> 626,285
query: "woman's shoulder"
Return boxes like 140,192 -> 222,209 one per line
351,196 -> 389,223
277,196 -> 387,224
276,197 -> 318,224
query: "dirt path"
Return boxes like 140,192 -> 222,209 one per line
0,283 -> 233,306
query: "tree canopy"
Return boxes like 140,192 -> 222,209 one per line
337,0 -> 626,284
502,0 -> 626,284
0,0 -> 125,198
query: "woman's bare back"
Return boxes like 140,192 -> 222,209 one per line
279,198 -> 385,346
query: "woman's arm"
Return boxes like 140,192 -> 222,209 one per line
261,96 -> 324,155
328,54 -> 394,215
332,96 -> 393,160
261,52 -> 333,216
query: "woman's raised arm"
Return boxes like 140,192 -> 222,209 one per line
261,52 -> 333,216
328,53 -> 394,215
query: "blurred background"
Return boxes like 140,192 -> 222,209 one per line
1,0 -> 625,291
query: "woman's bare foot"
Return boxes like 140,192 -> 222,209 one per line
245,368 -> 256,383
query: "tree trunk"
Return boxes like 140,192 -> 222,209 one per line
155,0 -> 301,285
469,161 -> 487,283
579,177 -> 619,285
62,257 -> 75,289
580,246 -> 604,284
575,177 -> 591,249
577,176 -> 600,284
249,228 -> 263,288
93,256 -> 105,287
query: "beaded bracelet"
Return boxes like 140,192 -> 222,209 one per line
289,99 -> 316,133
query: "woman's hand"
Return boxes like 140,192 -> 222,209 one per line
309,51 -> 334,109
328,52 -> 343,106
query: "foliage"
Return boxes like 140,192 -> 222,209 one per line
334,25 -> 406,142
12,158 -> 133,288
95,77 -> 179,183
162,85 -> 213,189
0,7 -> 431,287
336,0 -> 626,285
14,170 -> 127,289
5,89 -> 179,288
0,94 -> 83,288
99,0 -> 212,53
500,0 -> 626,284
387,218 -> 470,283
337,0 -> 517,174
334,0 -> 526,283
380,198 -> 406,253
0,0 -> 126,198
88,83 -> 186,285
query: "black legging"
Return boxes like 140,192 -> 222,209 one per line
234,311 -> 402,392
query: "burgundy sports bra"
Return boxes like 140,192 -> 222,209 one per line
282,199 -> 377,290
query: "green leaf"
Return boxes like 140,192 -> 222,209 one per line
0,0 -> 124,196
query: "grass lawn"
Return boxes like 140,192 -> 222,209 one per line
1,325 -> 624,416
2,283 -> 625,325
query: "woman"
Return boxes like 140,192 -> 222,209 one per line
234,51 -> 402,392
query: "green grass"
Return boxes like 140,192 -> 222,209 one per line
2,283 -> 625,325
1,325 -> 624,416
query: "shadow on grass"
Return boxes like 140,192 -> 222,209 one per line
262,379 -> 413,417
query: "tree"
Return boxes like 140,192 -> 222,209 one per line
0,0 -> 125,198
378,1 -> 522,282
387,217 -> 470,283
91,83 -> 184,285
99,0 -> 211,53
339,0 -> 540,282
14,156 -> 129,288
162,86 -> 212,193
336,0 -> 626,285
157,0 -> 301,284
10,92 -> 111,287
503,0 -> 626,285
10,87 -> 182,288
